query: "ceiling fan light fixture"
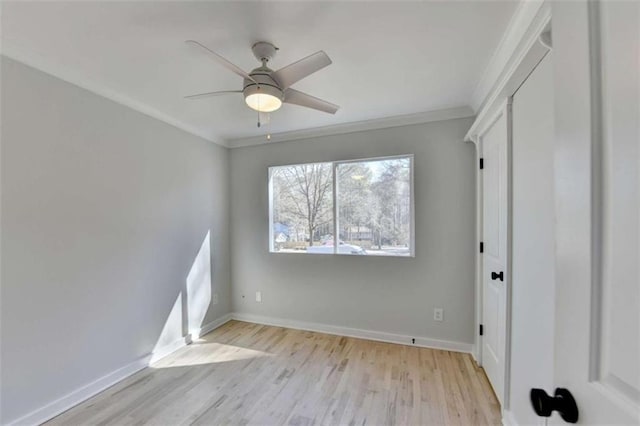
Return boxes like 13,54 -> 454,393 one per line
244,85 -> 282,112
185,40 -> 339,115
245,93 -> 282,112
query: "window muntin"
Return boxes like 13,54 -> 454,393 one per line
269,155 -> 414,257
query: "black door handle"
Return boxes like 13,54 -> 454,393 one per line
530,388 -> 579,423
491,271 -> 504,281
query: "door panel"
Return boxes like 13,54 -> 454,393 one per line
551,0 -> 640,423
481,107 -> 509,405
597,0 -> 639,406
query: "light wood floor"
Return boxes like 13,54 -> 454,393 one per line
47,320 -> 501,425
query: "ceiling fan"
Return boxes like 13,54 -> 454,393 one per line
185,40 -> 339,117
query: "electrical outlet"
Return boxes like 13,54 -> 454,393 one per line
212,293 -> 219,305
434,308 -> 444,322
256,291 -> 262,302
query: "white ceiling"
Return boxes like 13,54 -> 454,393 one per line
1,1 -> 518,146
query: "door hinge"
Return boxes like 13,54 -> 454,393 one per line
480,242 -> 484,253
479,158 -> 484,170
479,324 -> 484,336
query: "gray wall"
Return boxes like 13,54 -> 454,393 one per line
230,117 -> 476,344
0,57 -> 231,424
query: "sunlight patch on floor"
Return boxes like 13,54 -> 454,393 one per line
150,342 -> 271,368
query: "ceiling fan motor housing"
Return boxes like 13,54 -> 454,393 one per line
243,72 -> 284,98
251,41 -> 278,63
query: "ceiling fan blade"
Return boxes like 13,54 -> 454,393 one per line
184,90 -> 242,100
185,40 -> 256,83
272,51 -> 332,88
284,88 -> 339,114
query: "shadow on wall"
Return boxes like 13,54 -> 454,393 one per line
150,231 -> 213,363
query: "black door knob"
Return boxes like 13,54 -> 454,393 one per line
491,271 -> 504,281
530,388 -> 579,423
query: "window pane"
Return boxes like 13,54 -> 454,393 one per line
270,162 -> 334,254
337,157 -> 412,256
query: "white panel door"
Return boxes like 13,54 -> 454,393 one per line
548,1 -> 640,424
481,106 -> 510,405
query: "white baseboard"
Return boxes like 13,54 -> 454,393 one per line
191,313 -> 233,339
471,344 -> 481,365
6,354 -> 151,426
502,409 -> 519,426
6,313 -> 233,426
149,335 -> 192,364
151,313 -> 234,363
230,312 -> 473,353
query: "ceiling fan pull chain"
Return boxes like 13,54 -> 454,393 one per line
257,111 -> 271,128
257,92 -> 262,127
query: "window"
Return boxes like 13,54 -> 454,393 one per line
269,155 -> 414,257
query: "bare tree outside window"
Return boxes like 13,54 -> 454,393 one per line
271,163 -> 333,249
337,158 -> 411,256
269,156 -> 413,256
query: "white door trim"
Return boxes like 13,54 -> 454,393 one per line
466,2 -> 551,142
466,4 -> 552,413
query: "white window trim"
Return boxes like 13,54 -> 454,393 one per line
268,154 -> 415,257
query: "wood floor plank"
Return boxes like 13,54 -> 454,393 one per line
46,320 -> 502,425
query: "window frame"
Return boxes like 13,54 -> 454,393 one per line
268,154 -> 415,257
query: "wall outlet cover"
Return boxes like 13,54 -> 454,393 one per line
256,291 -> 262,302
434,308 -> 444,322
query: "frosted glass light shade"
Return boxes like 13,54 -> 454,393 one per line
245,93 -> 282,112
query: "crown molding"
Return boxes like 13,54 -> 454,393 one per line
1,40 -> 474,151
470,0 -> 547,113
465,1 -> 551,142
227,106 -> 475,149
0,39 -> 230,148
